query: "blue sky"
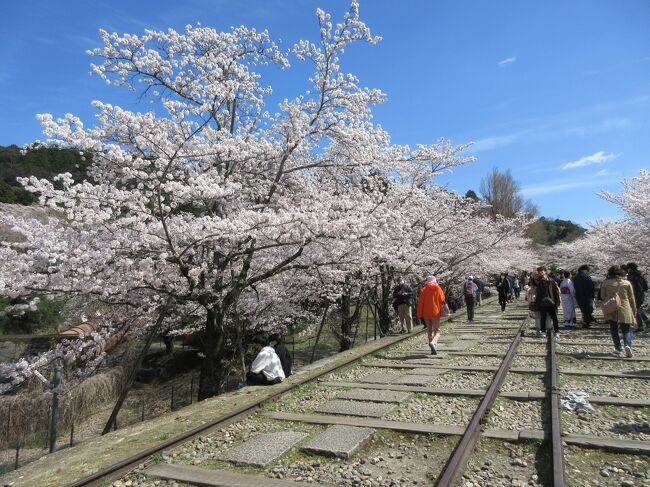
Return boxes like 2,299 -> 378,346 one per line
1,1 -> 649,224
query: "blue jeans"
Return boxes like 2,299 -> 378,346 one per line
609,321 -> 632,351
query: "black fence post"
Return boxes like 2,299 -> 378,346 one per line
69,420 -> 75,447
190,377 -> 194,405
141,396 -> 145,422
48,367 -> 62,453
171,386 -> 175,411
14,441 -> 19,470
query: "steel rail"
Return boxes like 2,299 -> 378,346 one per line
549,332 -> 567,486
435,317 -> 529,487
63,301 -> 481,487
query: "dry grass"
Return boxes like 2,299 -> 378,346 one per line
0,366 -> 127,448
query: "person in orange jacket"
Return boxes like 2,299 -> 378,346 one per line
417,275 -> 446,355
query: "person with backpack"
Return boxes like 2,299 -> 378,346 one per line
601,265 -> 637,357
535,266 -> 561,339
574,265 -> 596,327
393,277 -> 414,333
463,276 -> 479,322
473,276 -> 485,306
497,273 -> 511,312
417,275 -> 446,355
626,262 -> 649,332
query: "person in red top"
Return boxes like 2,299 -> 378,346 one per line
417,275 -> 446,355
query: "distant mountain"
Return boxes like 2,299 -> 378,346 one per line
527,216 -> 586,246
0,145 -> 90,204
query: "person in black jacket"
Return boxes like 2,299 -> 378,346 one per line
573,265 -> 596,327
393,278 -> 414,332
535,266 -> 561,338
269,333 -> 292,378
627,263 -> 649,331
497,273 -> 511,312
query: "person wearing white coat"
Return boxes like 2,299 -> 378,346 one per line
560,271 -> 578,328
246,335 -> 285,385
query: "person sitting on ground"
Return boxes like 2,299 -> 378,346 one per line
269,333 -> 292,378
601,265 -> 637,358
246,335 -> 285,385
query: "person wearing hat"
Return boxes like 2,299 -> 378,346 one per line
463,276 -> 479,322
417,275 -> 447,354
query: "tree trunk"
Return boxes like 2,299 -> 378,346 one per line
101,308 -> 167,435
162,335 -> 174,355
376,265 -> 394,335
197,308 -> 226,401
339,277 -> 362,352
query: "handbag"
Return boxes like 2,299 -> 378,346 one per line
440,302 -> 450,317
540,297 -> 555,308
601,293 -> 621,314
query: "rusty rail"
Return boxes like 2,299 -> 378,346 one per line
435,317 -> 529,487
549,331 -> 567,486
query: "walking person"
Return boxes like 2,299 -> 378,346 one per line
513,276 -> 521,300
574,265 -> 596,327
463,276 -> 479,322
393,277 -> 414,333
626,263 -> 649,332
417,275 -> 446,355
527,271 -> 545,337
601,265 -> 637,357
246,335 -> 285,385
474,276 -> 485,306
497,273 -> 511,312
560,271 -> 578,328
535,267 -> 561,338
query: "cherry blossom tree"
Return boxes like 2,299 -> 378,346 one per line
0,2 -> 477,402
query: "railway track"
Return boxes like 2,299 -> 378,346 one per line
63,300 -> 650,487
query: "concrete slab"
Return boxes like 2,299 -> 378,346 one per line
564,434 -> 650,454
405,368 -> 449,376
404,357 -> 448,364
392,375 -> 435,386
147,464 -> 326,486
300,425 -> 375,458
315,400 -> 395,418
337,389 -> 412,403
263,411 -> 465,435
217,431 -> 307,467
359,372 -> 402,384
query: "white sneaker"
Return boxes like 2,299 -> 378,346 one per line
612,349 -> 622,357
554,332 -> 560,339
430,341 -> 437,355
625,345 -> 633,358
536,330 -> 546,338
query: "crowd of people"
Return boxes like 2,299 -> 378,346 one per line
524,263 -> 648,357
245,263 -> 648,386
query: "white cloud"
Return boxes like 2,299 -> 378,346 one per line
498,57 -> 517,67
521,177 -> 618,197
596,169 -> 609,176
468,133 -> 521,153
560,151 -> 618,170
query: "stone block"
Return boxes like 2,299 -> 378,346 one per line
337,389 -> 411,403
315,400 -> 395,418
300,425 -> 375,458
217,431 -> 307,467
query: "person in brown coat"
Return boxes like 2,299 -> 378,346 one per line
600,265 -> 637,357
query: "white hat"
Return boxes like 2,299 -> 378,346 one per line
468,275 -> 473,280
